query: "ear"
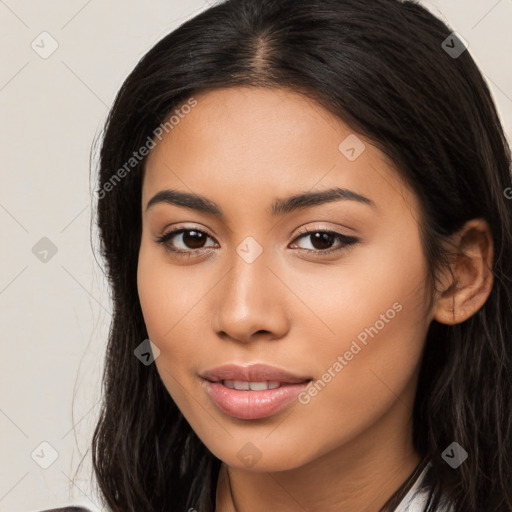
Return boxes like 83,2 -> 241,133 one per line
432,218 -> 494,325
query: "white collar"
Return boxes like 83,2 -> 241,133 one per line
394,462 -> 453,512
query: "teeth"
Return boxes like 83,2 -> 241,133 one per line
222,380 -> 282,390
249,381 -> 270,391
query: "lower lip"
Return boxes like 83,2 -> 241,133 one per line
203,380 -> 309,420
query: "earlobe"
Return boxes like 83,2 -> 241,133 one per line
432,219 -> 494,325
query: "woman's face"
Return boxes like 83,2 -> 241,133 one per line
138,86 -> 433,472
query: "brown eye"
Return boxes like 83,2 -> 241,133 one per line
156,228 -> 217,254
292,229 -> 359,254
308,232 -> 337,250
180,230 -> 208,249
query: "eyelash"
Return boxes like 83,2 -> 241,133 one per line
155,226 -> 359,257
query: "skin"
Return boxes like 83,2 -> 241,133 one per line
137,86 -> 493,512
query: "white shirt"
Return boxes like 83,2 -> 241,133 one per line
395,462 -> 454,512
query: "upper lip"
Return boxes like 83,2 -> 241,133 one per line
201,363 -> 312,384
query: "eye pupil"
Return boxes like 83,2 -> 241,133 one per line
311,232 -> 335,250
183,230 -> 206,249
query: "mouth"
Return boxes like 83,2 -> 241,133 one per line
200,364 -> 313,420
215,379 -> 287,390
200,363 -> 312,385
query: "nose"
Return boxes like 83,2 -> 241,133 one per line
211,247 -> 291,345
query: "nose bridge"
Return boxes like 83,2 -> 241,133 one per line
213,236 -> 288,342
223,239 -> 271,316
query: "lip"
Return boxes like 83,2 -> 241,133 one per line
200,363 -> 312,420
200,363 -> 311,384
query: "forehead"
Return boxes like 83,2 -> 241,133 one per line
142,86 -> 419,220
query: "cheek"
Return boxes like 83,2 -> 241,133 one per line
288,229 -> 429,367
136,241 -> 212,368
137,249 -> 170,341
294,235 -> 429,430
294,306 -> 426,458
137,247 -> 199,412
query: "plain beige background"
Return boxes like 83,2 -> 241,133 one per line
0,1 -> 510,511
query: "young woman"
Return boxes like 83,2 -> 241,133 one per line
91,0 -> 512,510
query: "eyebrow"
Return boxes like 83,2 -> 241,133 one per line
145,187 -> 376,217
